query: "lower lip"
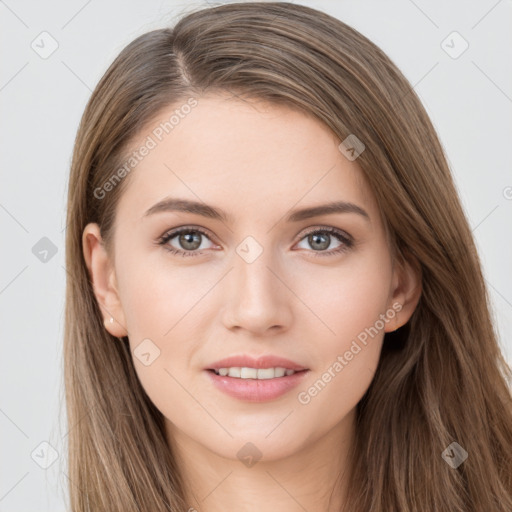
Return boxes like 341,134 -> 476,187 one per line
204,369 -> 310,402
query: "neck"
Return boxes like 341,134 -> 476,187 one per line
165,409 -> 356,512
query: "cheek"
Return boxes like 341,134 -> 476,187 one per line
293,255 -> 391,426
292,248 -> 393,346
117,252 -> 202,340
115,256 -> 216,389
117,261 -> 202,415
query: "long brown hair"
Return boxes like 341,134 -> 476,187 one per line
64,2 -> 512,510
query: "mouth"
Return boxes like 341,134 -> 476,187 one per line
204,354 -> 309,401
204,367 -> 310,402
205,354 -> 308,374
207,367 -> 308,379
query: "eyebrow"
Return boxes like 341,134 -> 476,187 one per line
143,197 -> 370,223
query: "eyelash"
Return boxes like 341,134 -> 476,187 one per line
156,225 -> 354,258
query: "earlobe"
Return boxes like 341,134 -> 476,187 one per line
82,223 -> 128,337
385,252 -> 422,333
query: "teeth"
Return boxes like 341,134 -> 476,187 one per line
213,367 -> 297,379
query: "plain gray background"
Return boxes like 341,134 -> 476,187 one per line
1,0 -> 511,510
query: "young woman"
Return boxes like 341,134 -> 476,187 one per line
64,2 -> 512,511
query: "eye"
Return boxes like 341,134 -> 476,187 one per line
156,225 -> 354,258
294,227 -> 353,257
156,226 -> 217,257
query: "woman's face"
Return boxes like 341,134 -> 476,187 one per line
84,93 -> 417,463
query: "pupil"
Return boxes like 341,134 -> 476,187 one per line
310,233 -> 329,250
181,231 -> 201,250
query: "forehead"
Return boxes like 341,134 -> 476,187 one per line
115,93 -> 375,223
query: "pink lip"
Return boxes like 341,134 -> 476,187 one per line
205,354 -> 308,371
204,368 -> 310,402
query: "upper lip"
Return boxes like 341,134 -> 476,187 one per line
206,355 -> 308,371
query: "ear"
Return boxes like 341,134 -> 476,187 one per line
385,250 -> 422,333
82,222 -> 128,338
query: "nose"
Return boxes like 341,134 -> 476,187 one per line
220,245 -> 293,336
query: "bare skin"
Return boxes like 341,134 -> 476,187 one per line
83,92 -> 421,511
